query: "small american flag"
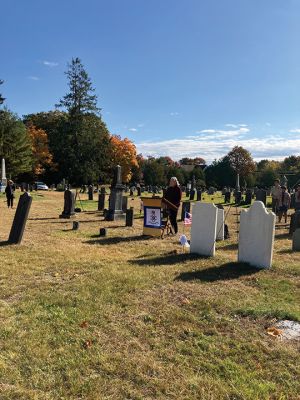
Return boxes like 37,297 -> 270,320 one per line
184,211 -> 192,225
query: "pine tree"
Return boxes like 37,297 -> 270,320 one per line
0,109 -> 32,177
0,80 -> 5,105
56,58 -> 100,116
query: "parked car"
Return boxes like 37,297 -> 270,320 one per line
35,181 -> 49,190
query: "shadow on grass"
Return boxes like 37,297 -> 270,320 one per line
275,232 -> 291,240
130,253 -> 200,267
217,242 -> 238,251
0,240 -> 10,247
84,234 -> 152,245
277,248 -> 294,254
176,262 -> 259,282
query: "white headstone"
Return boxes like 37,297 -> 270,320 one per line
238,201 -> 275,268
216,208 -> 224,241
0,158 -> 7,192
190,202 -> 217,256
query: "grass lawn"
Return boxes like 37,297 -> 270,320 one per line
0,190 -> 299,399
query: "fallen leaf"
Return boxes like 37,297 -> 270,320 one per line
80,321 -> 88,328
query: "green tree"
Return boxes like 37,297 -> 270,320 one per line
142,159 -> 165,186
0,80 -> 5,105
0,109 -> 32,177
56,58 -> 100,116
205,156 -> 236,188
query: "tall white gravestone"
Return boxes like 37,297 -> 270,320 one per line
1,158 -> 7,192
216,208 -> 225,241
190,202 -> 217,256
238,201 -> 275,268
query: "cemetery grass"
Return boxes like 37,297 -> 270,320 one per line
0,192 -> 299,400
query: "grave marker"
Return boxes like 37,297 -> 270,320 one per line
190,202 -> 217,256
8,192 -> 32,244
59,189 -> 75,219
238,201 -> 275,268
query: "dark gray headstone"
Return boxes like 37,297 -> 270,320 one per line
235,191 -> 242,205
88,185 -> 93,201
126,208 -> 134,227
137,186 -> 141,196
245,189 -> 253,205
186,188 -> 190,197
289,211 -> 300,235
197,190 -> 202,201
189,189 -> 195,200
105,165 -> 125,221
292,228 -> 300,251
59,189 -> 75,219
224,191 -> 231,203
99,228 -> 107,236
181,201 -> 191,221
98,193 -> 106,211
291,193 -> 296,209
8,192 -> 32,244
256,189 -> 267,205
73,221 -> 79,230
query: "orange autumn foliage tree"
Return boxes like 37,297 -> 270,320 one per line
27,123 -> 54,176
110,135 -> 138,182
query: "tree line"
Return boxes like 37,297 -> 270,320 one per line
0,62 -> 299,188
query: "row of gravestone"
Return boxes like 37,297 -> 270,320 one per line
190,201 -> 276,268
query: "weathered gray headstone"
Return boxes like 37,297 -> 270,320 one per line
190,202 -> 217,256
238,201 -> 275,268
256,189 -> 267,206
245,189 -> 253,205
289,211 -> 300,235
98,192 -> 106,211
181,201 -> 191,221
196,190 -> 202,201
126,207 -> 134,227
189,189 -> 195,200
59,189 -> 75,219
88,185 -> 93,200
224,191 -> 231,203
8,192 -> 32,244
292,228 -> 300,251
235,191 -> 242,205
105,165 -> 125,221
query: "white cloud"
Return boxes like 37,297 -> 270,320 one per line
138,123 -> 145,128
265,122 -> 271,127
225,124 -> 238,128
290,128 -> 300,133
43,60 -> 59,67
136,128 -> 300,163
170,112 -> 179,116
239,124 -> 248,127
128,128 -> 137,132
28,76 -> 40,80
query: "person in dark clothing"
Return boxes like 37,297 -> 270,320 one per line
5,180 -> 15,208
164,177 -> 182,234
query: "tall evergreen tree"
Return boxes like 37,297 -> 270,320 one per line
0,80 -> 5,105
0,109 -> 32,177
56,58 -> 100,116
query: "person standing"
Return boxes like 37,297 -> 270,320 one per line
164,177 -> 182,234
278,186 -> 291,223
5,180 -> 15,208
271,179 -> 281,214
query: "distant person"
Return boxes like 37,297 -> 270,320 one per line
164,177 -> 182,234
295,185 -> 300,211
271,179 -> 281,213
278,186 -> 290,223
5,180 -> 15,208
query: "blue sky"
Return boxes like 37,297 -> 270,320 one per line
1,0 -> 300,163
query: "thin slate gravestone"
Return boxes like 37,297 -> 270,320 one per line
238,201 -> 275,268
245,189 -> 253,205
196,190 -> 202,201
289,211 -> 300,235
216,207 -> 225,241
59,189 -> 75,219
190,202 -> 217,256
122,196 -> 128,212
189,189 -> 195,200
8,192 -> 32,244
